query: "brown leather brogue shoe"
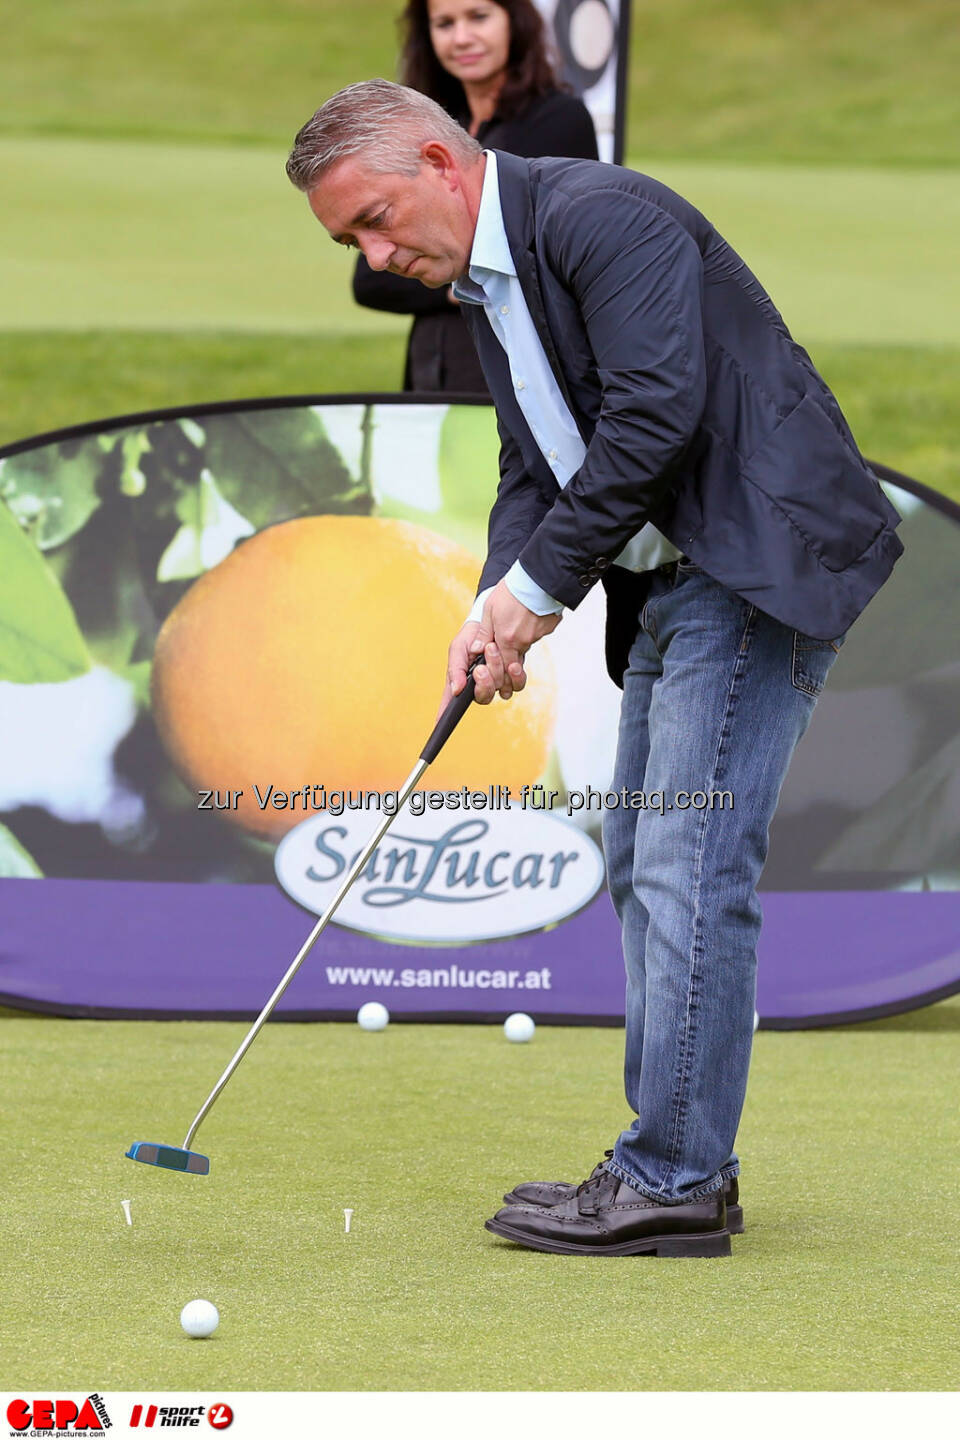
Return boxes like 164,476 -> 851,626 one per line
486,1167 -> 731,1257
503,1151 -> 745,1234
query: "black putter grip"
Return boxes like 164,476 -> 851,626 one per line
419,652 -> 486,764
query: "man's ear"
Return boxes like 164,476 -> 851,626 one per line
421,141 -> 460,189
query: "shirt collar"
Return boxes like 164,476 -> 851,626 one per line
454,150 -> 516,303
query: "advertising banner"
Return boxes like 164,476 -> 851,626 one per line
0,398 -> 958,1026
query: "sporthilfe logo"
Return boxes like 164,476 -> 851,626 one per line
129,1403 -> 232,1429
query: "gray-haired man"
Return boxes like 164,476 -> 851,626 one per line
287,80 -> 902,1258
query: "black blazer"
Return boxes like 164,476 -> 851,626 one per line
459,151 -> 904,678
352,91 -> 598,392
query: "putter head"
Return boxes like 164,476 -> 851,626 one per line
125,1141 -> 210,1175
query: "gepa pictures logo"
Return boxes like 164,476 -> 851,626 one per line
274,805 -> 605,942
7,1394 -> 110,1433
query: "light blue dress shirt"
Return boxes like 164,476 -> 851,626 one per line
454,150 -> 680,625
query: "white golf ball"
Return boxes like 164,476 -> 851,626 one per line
357,1001 -> 390,1032
180,1299 -> 219,1338
504,1012 -> 535,1043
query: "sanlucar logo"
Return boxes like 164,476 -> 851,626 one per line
274,804 -> 605,942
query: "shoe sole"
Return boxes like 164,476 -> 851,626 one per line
501,1192 -> 745,1236
485,1217 -> 732,1258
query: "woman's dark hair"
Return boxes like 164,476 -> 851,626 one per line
398,0 -> 561,123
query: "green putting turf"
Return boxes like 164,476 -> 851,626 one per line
3,1001 -> 959,1391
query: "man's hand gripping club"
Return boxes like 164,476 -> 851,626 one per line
440,577 -> 561,715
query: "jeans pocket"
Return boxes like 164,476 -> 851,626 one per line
791,630 -> 845,697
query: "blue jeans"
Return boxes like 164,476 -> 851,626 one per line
602,559 -> 843,1203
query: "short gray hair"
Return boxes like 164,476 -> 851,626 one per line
286,79 -> 482,192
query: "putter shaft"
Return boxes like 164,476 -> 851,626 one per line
183,756 -> 429,1150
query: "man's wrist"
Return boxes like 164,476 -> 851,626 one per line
466,586 -> 495,626
503,561 -> 564,617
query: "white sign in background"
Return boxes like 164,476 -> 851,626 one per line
535,0 -> 627,163
275,803 -> 606,943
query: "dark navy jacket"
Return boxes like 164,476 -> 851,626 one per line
459,151 -> 904,685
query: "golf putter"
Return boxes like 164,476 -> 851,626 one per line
126,651 -> 488,1176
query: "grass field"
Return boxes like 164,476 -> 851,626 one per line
4,998 -> 960,1391
5,140 -> 957,341
2,2 -> 958,1399
3,0 -> 958,165
2,3 -> 957,495
2,137 -> 958,502
3,336 -> 957,505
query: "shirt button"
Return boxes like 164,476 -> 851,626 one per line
500,305 -> 509,315
515,378 -> 525,391
548,449 -> 558,461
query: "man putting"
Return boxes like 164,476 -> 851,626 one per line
286,79 -> 903,1258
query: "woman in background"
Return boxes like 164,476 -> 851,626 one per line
353,0 -> 598,393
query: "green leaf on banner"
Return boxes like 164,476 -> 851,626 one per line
137,418 -> 206,506
0,822 -> 43,878
0,500 -> 91,682
0,441 -> 102,549
46,494 -> 158,672
437,405 -> 500,554
123,659 -> 154,710
156,469 -> 255,582
201,408 -> 368,528
119,431 -> 151,497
